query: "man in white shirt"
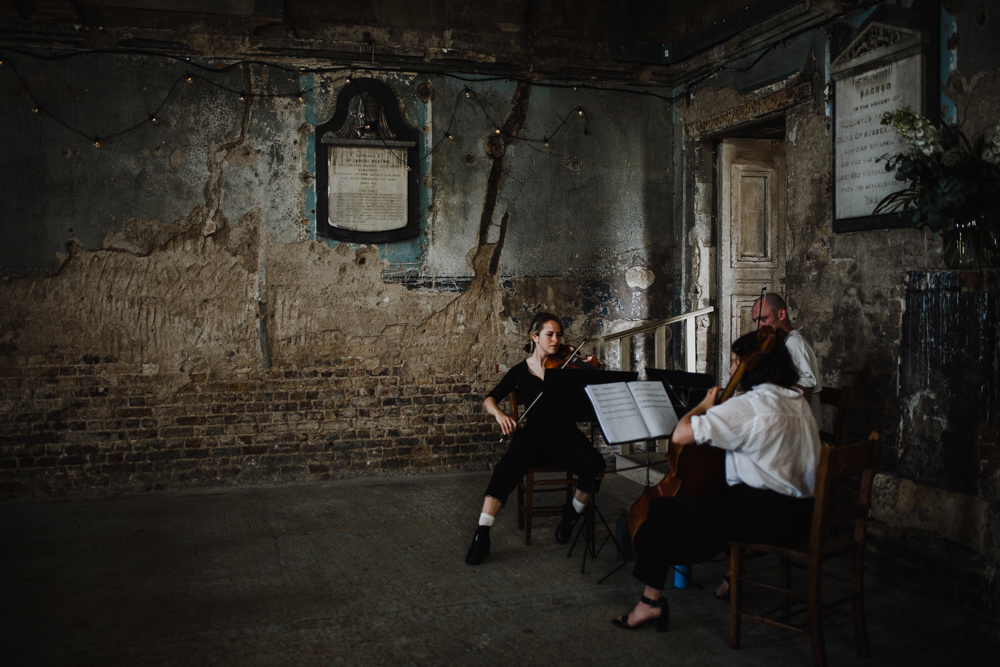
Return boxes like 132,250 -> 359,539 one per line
751,293 -> 822,411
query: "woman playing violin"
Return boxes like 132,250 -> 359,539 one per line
465,311 -> 607,565
612,329 -> 821,631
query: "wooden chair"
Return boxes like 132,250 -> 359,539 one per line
729,432 -> 880,667
509,391 -> 575,545
817,386 -> 851,447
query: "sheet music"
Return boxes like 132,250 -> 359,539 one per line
627,381 -> 679,438
583,383 -> 651,444
584,381 -> 679,445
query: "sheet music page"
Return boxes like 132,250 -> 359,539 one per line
626,381 -> 678,438
583,383 -> 652,444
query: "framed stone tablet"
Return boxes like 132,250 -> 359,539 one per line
831,20 -> 935,233
316,79 -> 420,243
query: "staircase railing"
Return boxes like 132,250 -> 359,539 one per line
598,306 -> 715,454
599,306 -> 715,373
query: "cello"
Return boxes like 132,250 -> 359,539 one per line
624,325 -> 777,562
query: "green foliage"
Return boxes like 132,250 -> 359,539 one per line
874,110 -> 1000,236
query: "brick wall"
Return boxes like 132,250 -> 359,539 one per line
0,355 -> 498,498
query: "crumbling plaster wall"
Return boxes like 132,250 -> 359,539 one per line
0,46 -> 675,496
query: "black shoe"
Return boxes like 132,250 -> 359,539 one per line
612,595 -> 670,632
465,526 -> 491,565
555,503 -> 580,544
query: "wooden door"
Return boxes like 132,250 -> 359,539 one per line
718,138 -> 786,375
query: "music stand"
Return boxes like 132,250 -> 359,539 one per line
543,368 -> 637,574
644,367 -> 715,414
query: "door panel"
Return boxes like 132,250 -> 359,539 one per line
718,138 -> 786,376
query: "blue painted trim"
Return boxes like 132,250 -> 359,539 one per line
847,4 -> 878,28
940,7 -> 958,124
302,73 -> 318,241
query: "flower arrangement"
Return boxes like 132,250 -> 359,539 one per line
874,109 -> 1000,232
874,109 -> 1000,267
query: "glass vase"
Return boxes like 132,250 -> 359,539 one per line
941,220 -> 999,269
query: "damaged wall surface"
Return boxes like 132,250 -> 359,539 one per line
2,0 -> 999,618
0,33 -> 677,497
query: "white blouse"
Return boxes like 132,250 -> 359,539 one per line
690,383 -> 821,498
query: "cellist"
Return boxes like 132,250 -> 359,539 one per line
611,329 -> 821,632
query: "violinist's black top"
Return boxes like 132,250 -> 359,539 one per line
487,361 -> 540,406
486,361 -> 575,432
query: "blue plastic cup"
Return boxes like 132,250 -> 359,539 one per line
674,565 -> 692,589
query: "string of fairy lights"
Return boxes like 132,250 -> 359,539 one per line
0,48 -> 615,153
0,32 -> 796,155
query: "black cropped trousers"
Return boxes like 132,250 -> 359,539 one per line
632,483 -> 814,590
483,425 -> 607,506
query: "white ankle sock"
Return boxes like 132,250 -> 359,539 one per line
479,513 -> 495,527
572,498 -> 587,514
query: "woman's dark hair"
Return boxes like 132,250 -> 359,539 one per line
731,329 -> 799,390
523,312 -> 561,353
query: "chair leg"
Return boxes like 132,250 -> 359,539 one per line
779,555 -> 791,621
851,546 -> 871,658
730,545 -> 743,650
807,561 -> 828,667
516,483 -> 526,530
524,473 -> 535,546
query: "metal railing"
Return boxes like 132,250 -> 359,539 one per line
600,306 -> 715,374
598,306 -> 715,455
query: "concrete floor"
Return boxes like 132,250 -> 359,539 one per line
3,471 -> 998,667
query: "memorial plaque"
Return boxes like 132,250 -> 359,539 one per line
835,55 -> 922,220
315,79 -> 420,243
327,143 -> 410,233
831,21 -> 932,232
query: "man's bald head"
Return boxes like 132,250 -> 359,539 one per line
751,292 -> 793,333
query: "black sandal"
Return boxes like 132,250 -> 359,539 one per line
611,594 -> 669,632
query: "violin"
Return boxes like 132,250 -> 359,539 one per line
544,344 -> 601,370
625,325 -> 777,561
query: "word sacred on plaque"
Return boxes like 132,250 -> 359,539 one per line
316,81 -> 420,243
831,22 -> 928,231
